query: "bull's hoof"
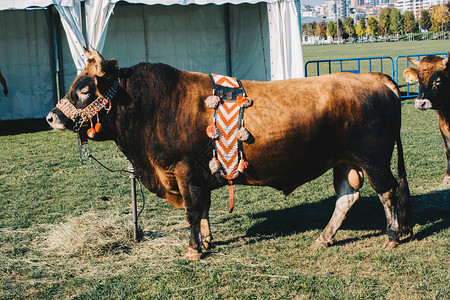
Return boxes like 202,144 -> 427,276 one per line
382,240 -> 399,249
310,236 -> 334,249
184,248 -> 202,260
202,236 -> 212,250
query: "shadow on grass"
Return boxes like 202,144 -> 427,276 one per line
0,118 -> 51,136
217,189 -> 450,247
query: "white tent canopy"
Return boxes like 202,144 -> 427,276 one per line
0,0 -> 303,120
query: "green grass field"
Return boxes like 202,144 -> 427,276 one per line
1,40 -> 449,299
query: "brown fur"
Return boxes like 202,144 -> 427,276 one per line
415,55 -> 448,85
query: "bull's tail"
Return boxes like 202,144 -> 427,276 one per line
396,135 -> 414,237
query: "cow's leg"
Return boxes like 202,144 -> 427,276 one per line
438,113 -> 450,184
311,164 -> 363,249
175,164 -> 207,260
182,184 -> 203,260
200,190 -> 213,250
377,188 -> 400,249
365,166 -> 400,249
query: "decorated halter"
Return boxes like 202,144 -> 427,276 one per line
56,75 -> 119,139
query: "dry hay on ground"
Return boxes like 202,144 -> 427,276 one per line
43,212 -> 136,257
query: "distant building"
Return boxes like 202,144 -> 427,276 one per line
349,7 -> 367,20
397,0 -> 448,18
319,4 -> 328,16
301,0 -> 449,23
326,0 -> 349,20
365,0 -> 379,6
300,3 -> 328,20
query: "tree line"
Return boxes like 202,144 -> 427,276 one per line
301,3 -> 450,39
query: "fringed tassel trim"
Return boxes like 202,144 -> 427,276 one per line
209,156 -> 221,174
238,157 -> 249,173
236,96 -> 253,108
205,95 -> 221,109
237,126 -> 250,142
206,124 -> 219,139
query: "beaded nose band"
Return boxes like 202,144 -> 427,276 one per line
56,77 -> 119,138
56,78 -> 119,122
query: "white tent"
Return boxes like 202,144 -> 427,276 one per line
0,0 -> 303,121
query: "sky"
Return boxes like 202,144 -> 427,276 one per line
301,0 -> 326,6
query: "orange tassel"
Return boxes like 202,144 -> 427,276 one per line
87,118 -> 96,139
238,158 -> 248,173
237,127 -> 250,142
205,95 -> 221,108
236,96 -> 252,108
209,157 -> 221,174
228,180 -> 234,214
206,124 -> 219,139
94,114 -> 102,133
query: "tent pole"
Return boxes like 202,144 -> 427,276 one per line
49,6 -> 65,102
295,0 -> 302,37
224,4 -> 232,77
47,7 -> 58,106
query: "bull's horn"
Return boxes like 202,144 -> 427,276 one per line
443,51 -> 449,67
89,45 -> 107,76
406,56 -> 419,67
83,46 -> 93,60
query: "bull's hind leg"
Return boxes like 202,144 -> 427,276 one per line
365,166 -> 401,249
311,164 -> 363,249
378,188 -> 400,249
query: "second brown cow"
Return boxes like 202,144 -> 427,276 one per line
404,52 -> 450,183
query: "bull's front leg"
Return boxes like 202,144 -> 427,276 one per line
175,162 -> 209,260
438,113 -> 450,184
181,183 -> 204,260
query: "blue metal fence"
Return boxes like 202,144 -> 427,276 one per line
304,52 -> 448,99
305,56 -> 395,78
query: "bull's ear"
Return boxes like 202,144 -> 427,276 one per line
443,51 -> 449,68
88,45 -> 107,77
403,67 -> 418,83
406,56 -> 420,67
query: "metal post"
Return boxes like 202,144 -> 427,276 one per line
129,162 -> 139,242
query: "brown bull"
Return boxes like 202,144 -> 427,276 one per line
47,47 -> 413,259
403,52 -> 450,183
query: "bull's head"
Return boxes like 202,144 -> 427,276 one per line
46,46 -> 119,141
404,52 -> 450,110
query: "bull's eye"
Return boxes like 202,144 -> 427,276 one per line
77,87 -> 91,103
78,86 -> 90,95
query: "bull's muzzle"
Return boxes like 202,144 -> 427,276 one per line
46,111 -> 66,130
415,99 -> 432,110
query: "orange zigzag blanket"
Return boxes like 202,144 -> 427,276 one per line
205,74 -> 253,213
206,74 -> 252,181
